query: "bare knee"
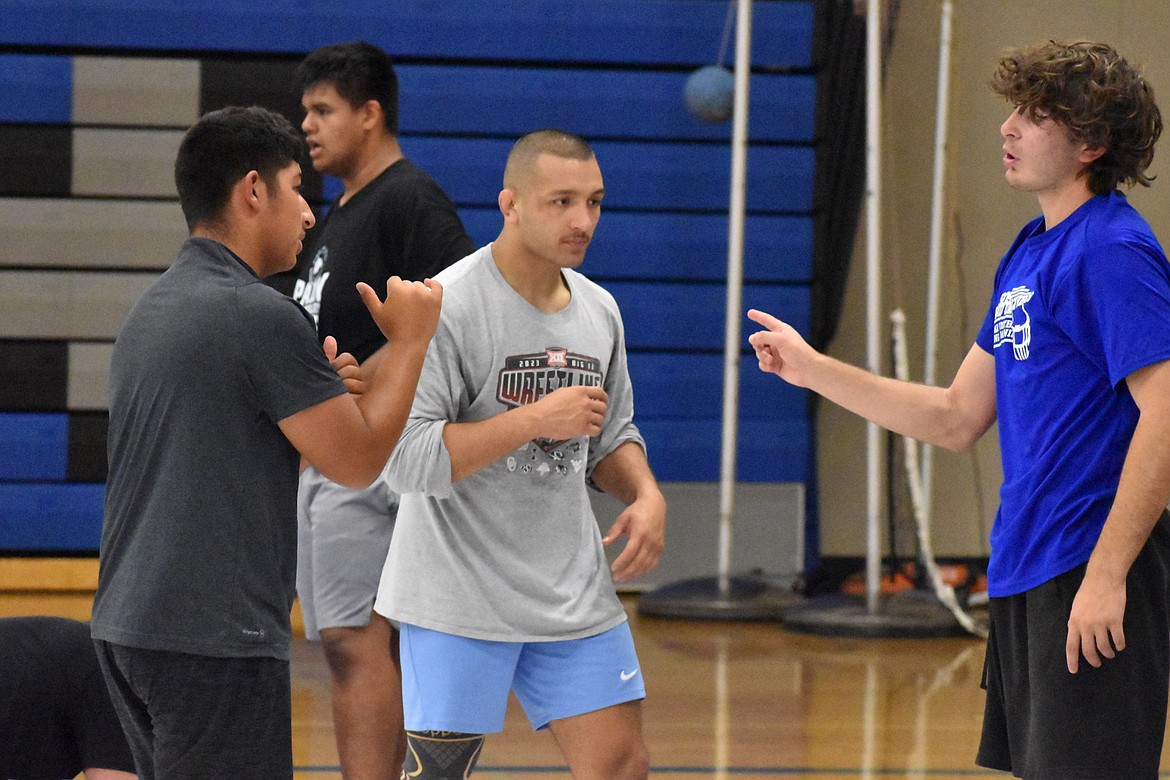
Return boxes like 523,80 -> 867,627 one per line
319,627 -> 363,678
571,740 -> 648,780
610,744 -> 649,780
319,618 -> 396,682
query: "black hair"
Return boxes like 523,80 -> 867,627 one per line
294,41 -> 399,134
174,106 -> 305,231
503,129 -> 596,189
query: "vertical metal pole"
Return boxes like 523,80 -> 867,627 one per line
864,0 -> 884,613
920,0 -> 954,524
717,0 -> 752,596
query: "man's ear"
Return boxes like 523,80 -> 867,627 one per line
236,170 -> 264,214
1080,143 -> 1107,165
361,99 -> 383,132
498,188 -> 519,222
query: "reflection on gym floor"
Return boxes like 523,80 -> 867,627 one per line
290,596 -> 1002,778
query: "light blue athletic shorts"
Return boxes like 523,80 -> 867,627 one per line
399,621 -> 646,733
296,465 -> 398,640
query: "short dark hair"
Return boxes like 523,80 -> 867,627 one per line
503,129 -> 596,190
991,40 -> 1162,193
174,106 -> 305,231
294,41 -> 399,134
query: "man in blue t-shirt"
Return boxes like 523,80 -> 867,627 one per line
747,41 -> 1170,777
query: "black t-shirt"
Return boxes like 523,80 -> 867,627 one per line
293,158 -> 475,363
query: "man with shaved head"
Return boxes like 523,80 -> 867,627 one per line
372,129 -> 666,779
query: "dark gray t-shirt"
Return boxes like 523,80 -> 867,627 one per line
92,238 -> 346,660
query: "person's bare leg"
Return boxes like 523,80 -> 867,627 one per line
320,613 -> 405,780
84,770 -> 137,780
548,701 -> 648,780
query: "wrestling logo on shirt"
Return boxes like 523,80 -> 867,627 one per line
992,285 -> 1034,361
497,347 -> 602,454
292,247 -> 330,325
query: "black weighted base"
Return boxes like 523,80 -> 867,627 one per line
636,573 -> 803,621
781,590 -> 980,638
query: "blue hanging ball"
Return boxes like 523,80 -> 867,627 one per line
684,65 -> 735,123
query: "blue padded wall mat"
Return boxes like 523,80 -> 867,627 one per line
627,352 -> 808,422
0,54 -> 72,123
0,412 -> 68,481
0,483 -> 104,551
639,418 -> 809,483
405,137 -> 815,213
397,66 -> 816,142
610,281 -> 810,352
1,1 -> 814,69
457,210 -> 814,284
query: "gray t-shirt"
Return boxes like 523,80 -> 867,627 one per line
92,238 -> 346,660
374,245 -> 644,642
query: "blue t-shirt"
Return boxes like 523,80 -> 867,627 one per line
975,191 -> 1170,597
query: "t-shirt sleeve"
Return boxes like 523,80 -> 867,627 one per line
237,286 -> 347,422
586,298 -> 646,484
1051,239 -> 1170,387
398,181 -> 477,280
382,316 -> 463,497
975,295 -> 997,356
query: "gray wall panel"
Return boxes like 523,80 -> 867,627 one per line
0,198 -> 186,269
67,342 -> 113,410
72,128 -> 181,197
592,482 -> 805,590
1,270 -> 157,339
73,56 -> 200,127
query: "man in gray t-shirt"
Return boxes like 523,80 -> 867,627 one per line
91,106 -> 441,780
375,129 -> 666,779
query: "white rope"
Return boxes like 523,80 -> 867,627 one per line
890,309 -> 986,637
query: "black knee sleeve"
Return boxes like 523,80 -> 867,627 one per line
402,730 -> 485,779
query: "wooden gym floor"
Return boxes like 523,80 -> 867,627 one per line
5,589 -> 1170,778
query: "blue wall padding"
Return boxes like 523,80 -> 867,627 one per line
0,483 -> 105,550
627,352 -> 808,422
0,2 -> 813,68
398,66 -> 816,142
610,282 -> 810,352
640,419 -> 809,482
457,210 -> 814,284
408,137 -> 815,213
0,413 -> 68,480
0,55 -> 72,123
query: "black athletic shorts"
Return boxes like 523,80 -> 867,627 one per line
0,617 -> 135,779
977,511 -> 1170,779
94,640 -> 293,780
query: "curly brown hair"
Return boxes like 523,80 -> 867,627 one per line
990,40 -> 1162,194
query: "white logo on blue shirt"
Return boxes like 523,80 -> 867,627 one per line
993,285 -> 1035,360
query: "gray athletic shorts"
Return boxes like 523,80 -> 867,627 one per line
296,464 -> 397,641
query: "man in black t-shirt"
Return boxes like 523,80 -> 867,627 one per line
290,41 -> 474,779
